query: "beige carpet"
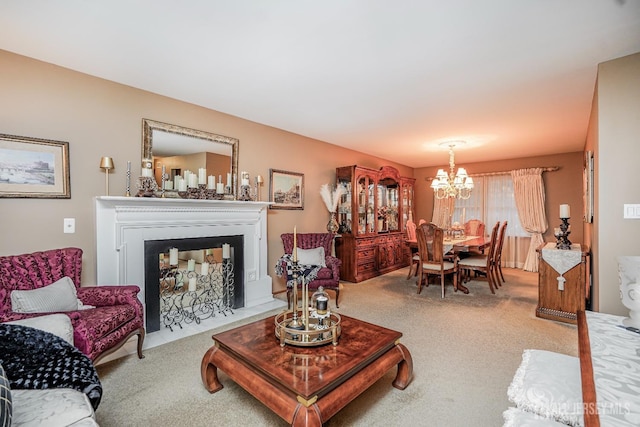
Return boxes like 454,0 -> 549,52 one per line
95,267 -> 577,427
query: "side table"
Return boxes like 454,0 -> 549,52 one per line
536,243 -> 589,324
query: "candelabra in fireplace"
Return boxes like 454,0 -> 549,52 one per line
159,247 -> 235,332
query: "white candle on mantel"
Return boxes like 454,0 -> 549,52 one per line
216,182 -> 224,194
207,175 -> 215,190
198,168 -> 206,185
559,204 -> 571,219
188,277 -> 197,292
179,178 -> 187,192
187,259 -> 196,272
200,262 -> 209,276
222,244 -> 231,259
169,248 -> 178,266
141,167 -> 152,177
188,173 -> 198,188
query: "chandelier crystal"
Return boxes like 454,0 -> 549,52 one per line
430,142 -> 474,199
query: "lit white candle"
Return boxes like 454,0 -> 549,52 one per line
188,277 -> 197,292
200,262 -> 209,276
187,259 -> 196,271
293,226 -> 297,262
169,248 -> 178,266
198,168 -> 206,185
559,204 -> 570,219
207,175 -> 215,189
222,243 -> 230,259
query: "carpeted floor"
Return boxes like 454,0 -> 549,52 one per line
95,267 -> 578,427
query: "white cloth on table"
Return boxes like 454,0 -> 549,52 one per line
541,243 -> 582,290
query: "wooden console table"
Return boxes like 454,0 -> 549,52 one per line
536,243 -> 589,324
201,314 -> 413,427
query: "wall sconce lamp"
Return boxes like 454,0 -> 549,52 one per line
99,156 -> 114,195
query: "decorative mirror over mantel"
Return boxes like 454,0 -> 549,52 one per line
142,119 -> 239,198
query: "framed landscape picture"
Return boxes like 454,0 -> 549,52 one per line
269,169 -> 304,210
0,133 -> 70,198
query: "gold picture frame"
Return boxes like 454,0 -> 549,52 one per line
269,169 -> 304,210
0,133 -> 70,198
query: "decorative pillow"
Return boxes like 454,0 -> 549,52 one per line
6,313 -> 74,345
0,364 -> 12,427
10,276 -> 91,313
297,247 -> 326,267
507,349 -> 583,427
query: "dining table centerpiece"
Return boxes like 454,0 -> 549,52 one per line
320,183 -> 346,233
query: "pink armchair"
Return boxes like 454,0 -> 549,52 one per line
0,247 -> 144,363
279,233 -> 341,308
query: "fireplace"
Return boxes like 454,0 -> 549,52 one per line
94,196 -> 275,334
144,235 -> 244,332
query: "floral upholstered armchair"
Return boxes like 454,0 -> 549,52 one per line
276,233 -> 341,308
0,247 -> 145,363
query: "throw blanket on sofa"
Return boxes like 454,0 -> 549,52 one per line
0,323 -> 102,409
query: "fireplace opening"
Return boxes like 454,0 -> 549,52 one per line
144,235 -> 244,333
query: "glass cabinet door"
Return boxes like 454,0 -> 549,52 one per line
401,182 -> 414,231
377,176 -> 399,233
337,177 -> 351,233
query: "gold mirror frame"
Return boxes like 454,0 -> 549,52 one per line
142,119 -> 239,197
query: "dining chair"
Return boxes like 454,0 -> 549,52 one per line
493,221 -> 508,285
416,222 -> 458,298
457,221 -> 499,294
405,218 -> 420,279
464,219 -> 485,237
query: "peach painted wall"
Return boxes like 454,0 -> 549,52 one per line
0,49 -> 411,294
414,151 -> 585,244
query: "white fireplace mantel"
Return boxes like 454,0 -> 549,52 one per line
94,196 -> 274,309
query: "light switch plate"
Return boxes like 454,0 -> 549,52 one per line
624,204 -> 640,219
64,218 -> 75,233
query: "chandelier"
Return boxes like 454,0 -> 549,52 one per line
430,141 -> 474,199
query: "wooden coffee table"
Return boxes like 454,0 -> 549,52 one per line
201,314 -> 413,427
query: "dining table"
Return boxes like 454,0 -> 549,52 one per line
405,235 -> 492,294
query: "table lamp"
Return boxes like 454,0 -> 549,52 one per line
99,156 -> 114,195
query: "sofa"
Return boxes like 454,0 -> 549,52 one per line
1,315 -> 101,426
0,247 -> 145,363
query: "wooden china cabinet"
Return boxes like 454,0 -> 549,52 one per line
335,165 -> 415,283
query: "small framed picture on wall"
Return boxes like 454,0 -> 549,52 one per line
269,169 -> 304,210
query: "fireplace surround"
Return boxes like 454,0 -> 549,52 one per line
94,196 -> 275,331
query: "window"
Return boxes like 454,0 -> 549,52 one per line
452,175 -> 528,237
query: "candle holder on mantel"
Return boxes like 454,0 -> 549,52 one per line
274,261 -> 342,347
555,218 -> 572,250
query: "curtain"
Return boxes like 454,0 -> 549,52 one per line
511,168 -> 547,272
431,196 -> 455,228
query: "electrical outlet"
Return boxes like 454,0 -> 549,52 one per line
64,218 -> 75,233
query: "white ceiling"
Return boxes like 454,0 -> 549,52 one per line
1,1 -> 639,168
